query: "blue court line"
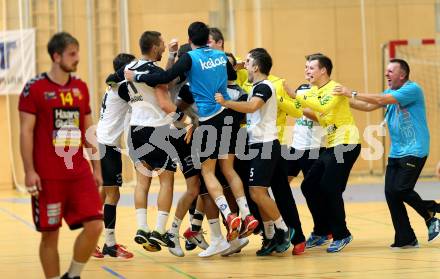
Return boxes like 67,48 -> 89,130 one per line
0,206 -> 34,229
101,266 -> 127,279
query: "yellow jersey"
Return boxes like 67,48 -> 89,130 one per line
236,70 -> 303,144
296,80 -> 360,147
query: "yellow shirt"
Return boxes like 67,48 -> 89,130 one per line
296,80 -> 360,147
236,70 -> 303,144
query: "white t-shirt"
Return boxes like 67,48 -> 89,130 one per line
247,80 -> 278,145
125,60 -> 173,127
96,85 -> 130,146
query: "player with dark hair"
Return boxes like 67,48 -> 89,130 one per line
93,53 -> 136,259
19,32 -> 103,279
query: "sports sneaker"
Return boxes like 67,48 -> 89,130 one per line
275,228 -> 294,253
61,273 -> 79,279
239,215 -> 259,238
92,246 -> 104,258
292,241 -> 306,255
198,237 -> 230,258
221,237 -> 249,257
327,235 -> 353,253
102,244 -> 134,259
226,213 -> 242,241
390,239 -> 419,249
428,218 -> 440,242
305,233 -> 331,248
168,232 -> 184,257
256,237 -> 277,256
134,229 -> 161,252
149,230 -> 175,248
183,227 -> 209,250
185,239 -> 197,251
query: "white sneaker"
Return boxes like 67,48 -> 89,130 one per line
168,232 -> 184,257
183,227 -> 209,250
198,238 -> 230,258
221,237 -> 249,257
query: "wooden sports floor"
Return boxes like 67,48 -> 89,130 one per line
1,176 -> 440,279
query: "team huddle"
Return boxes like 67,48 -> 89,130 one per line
19,20 -> 440,279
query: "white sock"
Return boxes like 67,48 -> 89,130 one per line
105,228 -> 116,246
214,195 -> 231,218
208,218 -> 222,239
169,216 -> 182,235
136,208 -> 149,231
274,216 -> 288,232
67,259 -> 85,277
156,211 -> 169,234
236,196 -> 251,217
263,220 -> 275,239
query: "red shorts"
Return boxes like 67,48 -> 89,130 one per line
32,174 -> 103,231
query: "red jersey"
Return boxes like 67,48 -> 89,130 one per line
19,73 -> 93,180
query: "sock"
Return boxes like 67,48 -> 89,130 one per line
236,196 -> 251,217
274,216 -> 288,232
189,202 -> 196,224
208,218 -> 222,239
155,211 -> 169,234
169,216 -> 182,235
136,208 -> 149,231
104,204 -> 117,246
191,209 -> 205,232
105,229 -> 116,247
214,195 -> 231,219
67,259 -> 85,278
263,220 -> 275,239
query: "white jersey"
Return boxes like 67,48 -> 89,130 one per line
126,60 -> 173,127
290,84 -> 325,150
246,80 -> 278,145
96,85 -> 130,146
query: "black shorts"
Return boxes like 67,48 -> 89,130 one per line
169,128 -> 200,179
99,143 -> 123,187
193,109 -> 240,165
129,125 -> 177,172
286,147 -> 324,177
249,140 -> 281,187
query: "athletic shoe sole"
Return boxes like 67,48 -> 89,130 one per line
239,219 -> 259,239
227,217 -> 242,241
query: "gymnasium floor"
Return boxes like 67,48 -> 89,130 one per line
1,177 -> 440,279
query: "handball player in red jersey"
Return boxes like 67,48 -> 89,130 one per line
19,32 -> 103,279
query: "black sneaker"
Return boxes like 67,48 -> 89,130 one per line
149,230 -> 176,248
134,229 -> 161,252
256,236 -> 277,256
185,239 -> 197,251
275,228 -> 293,253
61,273 -> 80,279
390,239 -> 419,249
134,229 -> 149,245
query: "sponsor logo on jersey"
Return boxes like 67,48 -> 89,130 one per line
44,91 -> 57,100
52,108 -> 81,147
72,88 -> 83,100
199,56 -> 226,70
53,108 -> 80,129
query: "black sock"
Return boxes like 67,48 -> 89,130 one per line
191,212 -> 204,232
104,204 -> 117,229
